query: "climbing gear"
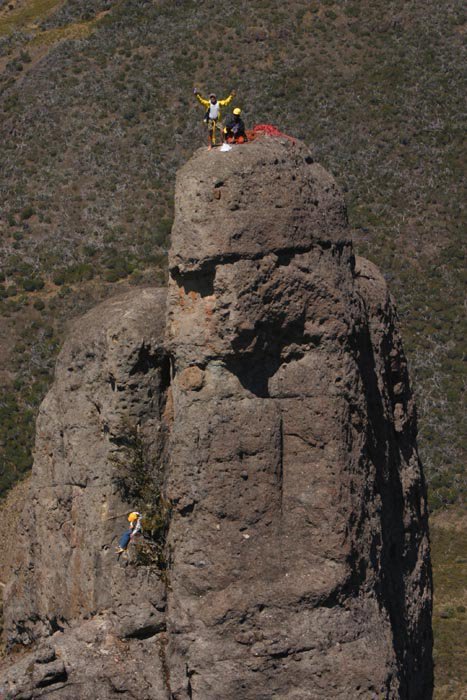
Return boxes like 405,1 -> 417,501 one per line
128,511 -> 140,523
131,514 -> 143,536
104,510 -> 132,522
224,112 -> 247,144
194,90 -> 235,147
209,119 -> 225,146
246,124 -> 296,144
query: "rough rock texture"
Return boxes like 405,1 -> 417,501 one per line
1,288 -> 171,699
0,137 -> 432,699
0,617 -> 169,700
164,138 -> 432,699
169,138 -> 346,275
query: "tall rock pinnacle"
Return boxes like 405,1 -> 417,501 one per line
165,137 -> 432,699
1,137 -> 432,699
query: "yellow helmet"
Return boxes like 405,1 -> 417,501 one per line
233,107 -> 242,115
128,511 -> 140,523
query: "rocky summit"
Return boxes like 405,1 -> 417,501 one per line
0,136 -> 432,699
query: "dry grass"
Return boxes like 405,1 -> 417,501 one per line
0,0 -> 62,36
30,9 -> 109,46
431,509 -> 467,699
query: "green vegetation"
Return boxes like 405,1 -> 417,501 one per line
0,392 -> 34,494
0,0 -> 62,37
431,517 -> 467,699
0,318 -> 60,493
111,423 -> 171,576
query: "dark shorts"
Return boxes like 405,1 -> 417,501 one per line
119,530 -> 132,550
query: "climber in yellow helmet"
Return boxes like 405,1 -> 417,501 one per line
193,87 -> 236,149
224,107 -> 247,144
116,511 -> 143,554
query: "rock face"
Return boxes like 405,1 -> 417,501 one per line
2,289 -> 171,699
0,137 -> 432,699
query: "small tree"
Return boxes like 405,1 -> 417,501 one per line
111,422 -> 171,575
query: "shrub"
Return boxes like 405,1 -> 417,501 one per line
153,217 -> 173,246
20,206 -> 35,221
111,423 -> 172,577
52,271 -> 65,286
52,264 -> 94,286
104,269 -> 123,282
22,277 -> 44,292
0,391 -> 36,495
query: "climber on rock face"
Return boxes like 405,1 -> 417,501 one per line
193,87 -> 236,149
116,511 -> 142,554
224,107 -> 247,144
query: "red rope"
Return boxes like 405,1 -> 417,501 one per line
249,124 -> 296,143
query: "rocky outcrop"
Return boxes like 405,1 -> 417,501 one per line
164,139 -> 432,699
1,289 -> 171,698
0,137 -> 432,699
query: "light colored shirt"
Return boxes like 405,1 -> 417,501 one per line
130,516 -> 142,537
195,92 -> 234,122
208,101 -> 220,120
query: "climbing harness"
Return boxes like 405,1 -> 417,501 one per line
206,118 -> 224,147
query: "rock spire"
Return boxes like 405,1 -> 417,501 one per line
0,137 -> 432,699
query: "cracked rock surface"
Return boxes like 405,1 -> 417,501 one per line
1,137 -> 432,699
1,288 -> 170,699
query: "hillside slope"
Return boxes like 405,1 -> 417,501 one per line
0,1 -> 464,498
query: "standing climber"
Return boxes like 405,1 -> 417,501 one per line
193,87 -> 236,149
224,108 -> 247,144
116,511 -> 142,554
